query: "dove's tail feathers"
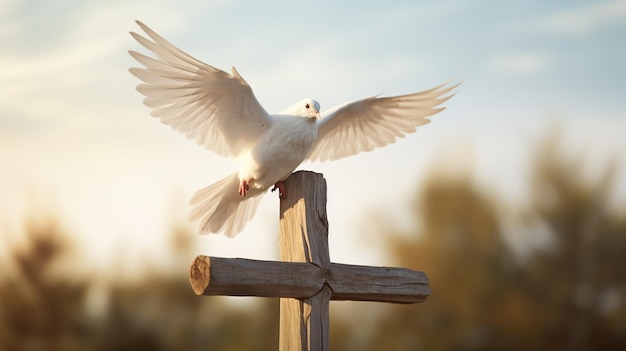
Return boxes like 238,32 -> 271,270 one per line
189,173 -> 263,237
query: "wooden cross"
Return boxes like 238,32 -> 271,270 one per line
189,171 -> 430,351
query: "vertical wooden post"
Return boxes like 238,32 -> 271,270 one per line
279,171 -> 331,351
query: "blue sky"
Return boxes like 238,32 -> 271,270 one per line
1,0 -> 625,271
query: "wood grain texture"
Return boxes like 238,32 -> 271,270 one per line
189,256 -> 323,297
329,263 -> 430,303
279,171 -> 330,351
279,171 -> 330,267
189,256 -> 431,303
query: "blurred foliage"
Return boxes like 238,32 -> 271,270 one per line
1,132 -> 625,350
331,132 -> 626,350
0,221 -> 279,350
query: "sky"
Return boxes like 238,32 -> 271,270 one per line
1,0 -> 625,275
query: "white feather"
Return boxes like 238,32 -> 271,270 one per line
189,173 -> 263,238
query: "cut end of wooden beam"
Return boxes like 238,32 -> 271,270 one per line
189,256 -> 326,298
189,255 -> 210,296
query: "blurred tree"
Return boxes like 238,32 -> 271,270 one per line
0,218 -> 91,351
517,134 -> 626,350
331,132 -> 625,350
90,223 -> 280,350
364,168 -> 515,351
0,217 -> 280,350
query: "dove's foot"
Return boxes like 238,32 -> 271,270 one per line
271,181 -> 286,198
238,180 -> 250,197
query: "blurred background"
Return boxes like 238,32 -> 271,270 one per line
1,1 -> 625,350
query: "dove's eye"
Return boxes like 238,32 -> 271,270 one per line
305,103 -> 310,109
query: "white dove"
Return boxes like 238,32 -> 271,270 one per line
129,21 -> 459,237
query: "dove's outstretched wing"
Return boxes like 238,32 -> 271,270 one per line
307,82 -> 460,162
129,21 -> 271,159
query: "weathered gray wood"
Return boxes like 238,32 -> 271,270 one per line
279,171 -> 330,267
279,171 -> 330,351
190,255 -> 430,303
189,256 -> 430,303
189,256 -> 323,297
329,263 -> 430,303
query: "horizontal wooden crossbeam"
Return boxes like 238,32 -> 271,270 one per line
190,255 -> 430,304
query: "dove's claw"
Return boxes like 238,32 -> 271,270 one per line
238,180 -> 249,197
272,181 -> 286,198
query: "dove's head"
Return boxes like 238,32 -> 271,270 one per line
288,98 -> 321,120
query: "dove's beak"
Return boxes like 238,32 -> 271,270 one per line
314,110 -> 321,120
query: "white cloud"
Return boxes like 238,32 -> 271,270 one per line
539,0 -> 626,35
491,51 -> 552,75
